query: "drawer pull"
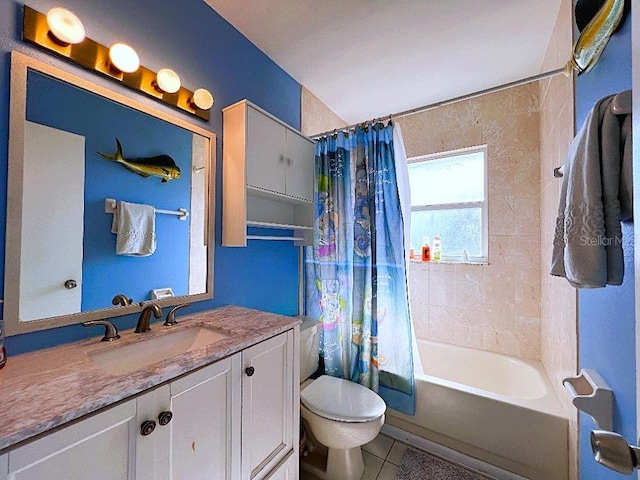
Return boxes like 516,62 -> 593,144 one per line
245,366 -> 255,377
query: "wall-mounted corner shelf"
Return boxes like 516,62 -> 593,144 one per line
246,221 -> 313,231
222,99 -> 315,247
246,235 -> 307,242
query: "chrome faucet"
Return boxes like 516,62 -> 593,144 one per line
135,303 -> 163,333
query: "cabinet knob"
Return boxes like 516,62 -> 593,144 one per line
140,419 -> 157,436
245,366 -> 255,377
64,279 -> 78,289
158,410 -> 173,426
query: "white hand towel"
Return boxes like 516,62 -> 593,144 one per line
111,201 -> 156,256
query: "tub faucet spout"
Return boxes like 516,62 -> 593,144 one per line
135,303 -> 162,333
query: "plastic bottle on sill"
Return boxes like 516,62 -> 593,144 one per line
421,238 -> 431,262
409,246 -> 415,261
433,236 -> 441,262
462,249 -> 469,263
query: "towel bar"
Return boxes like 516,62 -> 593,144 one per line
105,198 -> 189,220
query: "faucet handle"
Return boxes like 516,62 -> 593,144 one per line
164,303 -> 191,326
82,320 -> 120,341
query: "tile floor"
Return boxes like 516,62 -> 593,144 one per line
300,433 -> 408,480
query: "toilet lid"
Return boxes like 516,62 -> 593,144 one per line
300,375 -> 386,423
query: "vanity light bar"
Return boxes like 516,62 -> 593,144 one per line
22,6 -> 212,121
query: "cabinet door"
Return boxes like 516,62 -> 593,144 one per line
168,355 -> 241,480
136,385 -> 171,480
262,452 -> 297,480
8,400 -> 137,480
246,106 -> 287,195
284,130 -> 315,202
242,331 -> 294,480
0,453 -> 7,480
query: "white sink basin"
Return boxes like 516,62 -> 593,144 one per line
88,326 -> 231,375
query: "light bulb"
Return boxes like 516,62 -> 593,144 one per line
46,7 -> 86,45
191,88 -> 214,110
155,68 -> 181,94
108,43 -> 140,73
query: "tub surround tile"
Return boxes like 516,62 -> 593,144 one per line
516,316 -> 542,359
454,309 -> 484,349
0,306 -> 300,452
428,306 -> 456,342
402,82 -> 541,361
429,269 -> 455,307
453,267 -> 483,311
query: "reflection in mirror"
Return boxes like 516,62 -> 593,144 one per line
5,51 -> 215,335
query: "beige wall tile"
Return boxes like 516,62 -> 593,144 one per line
400,82 -> 540,360
515,316 -> 542,359
300,86 -> 347,136
429,305 -> 456,342
454,264 -> 483,310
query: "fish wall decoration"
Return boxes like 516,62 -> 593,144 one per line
566,0 -> 626,75
97,138 -> 181,182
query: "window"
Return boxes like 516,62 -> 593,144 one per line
407,146 -> 487,262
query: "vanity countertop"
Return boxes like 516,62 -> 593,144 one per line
0,305 -> 300,452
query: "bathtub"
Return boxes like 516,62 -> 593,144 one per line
385,339 -> 568,480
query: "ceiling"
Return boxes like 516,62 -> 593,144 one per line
204,0 -> 565,124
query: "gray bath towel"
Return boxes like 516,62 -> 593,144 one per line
551,96 -> 632,288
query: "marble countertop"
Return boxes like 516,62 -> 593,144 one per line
0,305 -> 300,452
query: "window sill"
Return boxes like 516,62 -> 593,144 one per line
409,258 -> 487,266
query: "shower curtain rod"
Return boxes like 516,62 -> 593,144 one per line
311,66 -> 567,140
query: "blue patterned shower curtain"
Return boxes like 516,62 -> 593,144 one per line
304,122 -> 415,415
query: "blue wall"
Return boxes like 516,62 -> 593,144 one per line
573,11 -> 636,479
0,0 -> 302,354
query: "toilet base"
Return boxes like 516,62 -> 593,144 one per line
301,445 -> 365,480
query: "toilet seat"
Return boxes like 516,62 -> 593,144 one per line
300,375 -> 386,423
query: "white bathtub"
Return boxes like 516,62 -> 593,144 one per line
386,339 -> 568,480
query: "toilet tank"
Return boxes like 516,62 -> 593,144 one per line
299,316 -> 320,382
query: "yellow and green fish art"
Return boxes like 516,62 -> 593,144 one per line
97,138 -> 181,182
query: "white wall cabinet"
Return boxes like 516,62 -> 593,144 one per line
4,331 -> 298,480
223,100 -> 315,246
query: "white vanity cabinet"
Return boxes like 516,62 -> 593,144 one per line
5,399 -> 138,479
223,100 -> 315,246
3,329 -> 298,480
138,356 -> 241,480
0,452 -> 8,479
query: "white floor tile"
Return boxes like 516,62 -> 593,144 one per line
363,434 -> 394,460
386,442 -> 408,466
376,462 -> 400,480
361,451 -> 384,480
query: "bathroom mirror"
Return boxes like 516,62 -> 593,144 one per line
4,51 -> 216,335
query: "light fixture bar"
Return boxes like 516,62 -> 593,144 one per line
22,6 -> 210,121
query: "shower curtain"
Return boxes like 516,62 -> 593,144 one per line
304,122 -> 415,415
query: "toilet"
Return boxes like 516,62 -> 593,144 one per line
299,318 -> 386,480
